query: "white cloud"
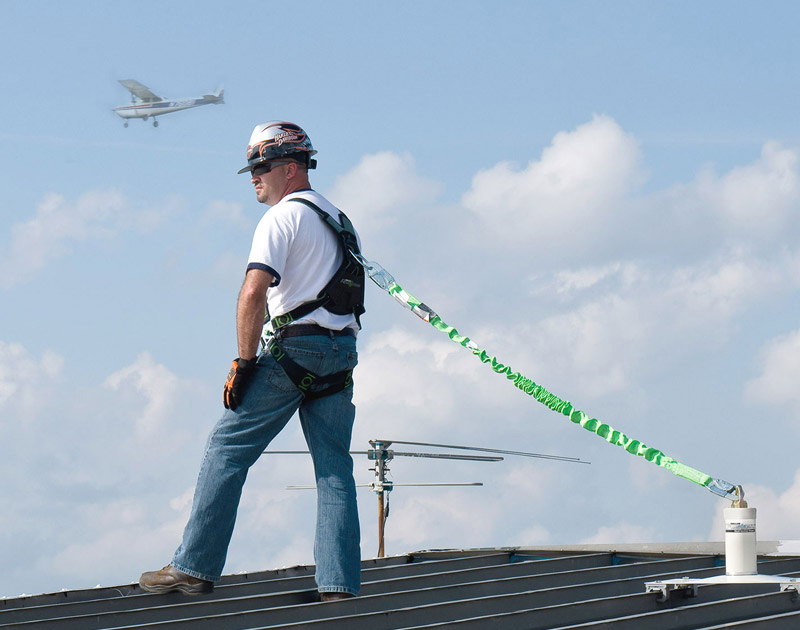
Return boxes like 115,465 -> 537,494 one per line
667,253 -> 780,322
699,141 -> 800,237
532,293 -> 644,395
581,522 -> 659,545
169,486 -> 196,515
46,494 -> 198,588
327,151 -> 442,237
200,199 -> 252,231
536,262 -> 644,296
0,341 -> 63,415
516,523 -> 552,546
0,349 -> 216,596
204,250 -> 248,286
384,490 -> 499,551
227,472 -> 318,573
520,249 -> 786,396
118,193 -> 187,233
461,115 -> 643,250
745,329 -> 800,411
352,325 -> 501,444
456,122 -> 800,268
650,142 -> 800,258
0,190 -> 183,290
104,351 -> 200,437
0,191 -> 121,289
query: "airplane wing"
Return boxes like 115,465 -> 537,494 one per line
118,79 -> 162,103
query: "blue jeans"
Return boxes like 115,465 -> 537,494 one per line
172,333 -> 361,595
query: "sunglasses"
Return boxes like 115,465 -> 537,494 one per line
250,161 -> 292,177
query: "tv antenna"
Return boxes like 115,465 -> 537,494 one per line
264,438 -> 588,557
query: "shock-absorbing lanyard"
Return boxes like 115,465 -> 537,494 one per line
351,253 -> 740,502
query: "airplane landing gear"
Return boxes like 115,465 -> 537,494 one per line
153,120 -> 159,128
124,122 -> 129,128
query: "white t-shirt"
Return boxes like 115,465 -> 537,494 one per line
246,189 -> 360,334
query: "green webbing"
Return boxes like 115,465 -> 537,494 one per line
355,254 -> 738,500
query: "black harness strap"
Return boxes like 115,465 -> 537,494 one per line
270,300 -> 325,329
276,198 -> 365,328
266,336 -> 353,402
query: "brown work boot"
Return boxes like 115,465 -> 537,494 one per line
139,565 -> 213,595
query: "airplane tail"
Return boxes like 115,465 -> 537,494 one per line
205,86 -> 225,104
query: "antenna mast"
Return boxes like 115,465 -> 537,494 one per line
269,437 -> 585,558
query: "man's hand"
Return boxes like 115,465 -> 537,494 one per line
223,358 -> 255,410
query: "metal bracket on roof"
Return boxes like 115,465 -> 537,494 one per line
645,579 -> 698,602
646,575 -> 800,602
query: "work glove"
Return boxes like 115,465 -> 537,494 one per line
223,358 -> 255,410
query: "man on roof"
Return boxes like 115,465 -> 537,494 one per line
139,121 -> 364,602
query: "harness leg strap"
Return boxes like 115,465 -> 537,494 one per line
266,337 -> 353,401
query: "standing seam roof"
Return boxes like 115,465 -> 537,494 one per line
1,545 -> 800,629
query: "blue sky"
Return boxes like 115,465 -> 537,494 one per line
3,1 -> 800,598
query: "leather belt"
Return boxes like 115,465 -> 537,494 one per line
276,324 -> 356,339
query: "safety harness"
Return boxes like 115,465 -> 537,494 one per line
269,198 -> 365,329
266,332 -> 355,401
265,198 -> 365,401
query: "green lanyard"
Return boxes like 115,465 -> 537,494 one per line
353,254 -> 740,501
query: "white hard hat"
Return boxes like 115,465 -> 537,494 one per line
237,121 -> 317,174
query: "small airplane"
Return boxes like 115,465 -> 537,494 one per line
113,80 -> 224,127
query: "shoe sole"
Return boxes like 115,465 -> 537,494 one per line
320,593 -> 355,602
139,580 -> 213,595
